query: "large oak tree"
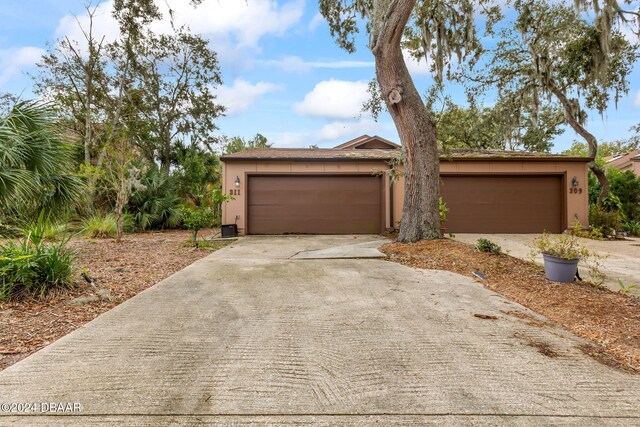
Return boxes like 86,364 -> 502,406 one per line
319,0 -> 500,242
319,0 -> 638,241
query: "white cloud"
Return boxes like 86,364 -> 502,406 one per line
55,1 -> 119,48
634,90 -> 640,108
0,46 -> 45,88
294,79 -> 370,120
260,56 -> 374,73
403,49 -> 431,76
216,79 -> 279,115
308,12 -> 325,31
262,55 -> 311,72
154,0 -> 304,47
307,60 -> 375,69
54,0 -> 304,69
267,117 -> 393,148
317,118 -> 383,141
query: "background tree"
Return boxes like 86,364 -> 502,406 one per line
130,27 -> 224,172
474,0 -> 638,200
33,5 -> 108,168
434,99 -> 564,152
99,133 -> 145,239
222,133 -> 271,154
172,140 -> 221,206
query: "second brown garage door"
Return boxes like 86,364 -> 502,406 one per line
441,175 -> 563,233
247,175 -> 382,234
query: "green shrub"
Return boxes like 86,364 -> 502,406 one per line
439,197 -> 448,223
20,212 -> 69,242
81,213 -> 117,238
607,169 -> 640,222
624,220 -> 640,237
0,220 -> 20,238
570,220 -> 605,240
181,205 -> 214,242
589,204 -> 622,237
600,193 -> 624,214
128,167 -> 182,230
0,232 -> 75,300
476,238 -> 501,254
122,212 -> 136,233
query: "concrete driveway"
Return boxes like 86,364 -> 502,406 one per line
1,235 -> 639,425
452,234 -> 640,296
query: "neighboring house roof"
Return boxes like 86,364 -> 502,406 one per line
221,146 -> 591,162
604,150 -> 640,171
333,135 -> 401,150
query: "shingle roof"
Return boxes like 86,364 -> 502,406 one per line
333,135 -> 400,150
221,147 -> 591,162
221,148 -> 395,161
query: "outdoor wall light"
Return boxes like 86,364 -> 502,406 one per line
571,176 -> 579,188
234,176 -> 241,187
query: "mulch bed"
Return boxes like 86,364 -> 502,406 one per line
381,239 -> 640,374
0,229 -> 229,371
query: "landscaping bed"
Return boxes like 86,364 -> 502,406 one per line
0,229 -> 229,371
381,238 -> 640,373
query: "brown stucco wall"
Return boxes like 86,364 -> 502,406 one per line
222,158 -> 589,234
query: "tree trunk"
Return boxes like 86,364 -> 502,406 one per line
550,85 -> 610,200
161,130 -> 171,174
371,0 -> 441,242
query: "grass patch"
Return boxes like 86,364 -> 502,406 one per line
81,213 -> 117,238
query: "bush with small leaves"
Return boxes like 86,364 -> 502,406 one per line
181,205 -> 215,242
476,238 -> 502,254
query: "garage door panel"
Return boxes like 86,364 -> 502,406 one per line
248,175 -> 382,234
441,175 -> 563,233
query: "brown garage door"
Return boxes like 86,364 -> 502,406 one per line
441,175 -> 563,233
248,175 -> 382,234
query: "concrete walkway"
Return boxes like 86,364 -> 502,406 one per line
452,233 -> 640,296
1,235 -> 639,425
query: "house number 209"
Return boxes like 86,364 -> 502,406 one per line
229,189 -> 241,196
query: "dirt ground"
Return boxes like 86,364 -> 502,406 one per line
381,238 -> 640,374
452,233 -> 640,297
0,229 -> 230,371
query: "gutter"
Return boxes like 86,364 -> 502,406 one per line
222,155 -> 593,163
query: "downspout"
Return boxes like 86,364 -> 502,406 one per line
389,174 -> 394,232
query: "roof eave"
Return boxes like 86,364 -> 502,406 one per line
221,155 -> 592,163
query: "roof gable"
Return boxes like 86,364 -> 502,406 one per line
333,135 -> 400,150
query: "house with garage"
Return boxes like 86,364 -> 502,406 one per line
220,135 -> 590,235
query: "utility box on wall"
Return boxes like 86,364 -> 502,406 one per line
221,224 -> 238,238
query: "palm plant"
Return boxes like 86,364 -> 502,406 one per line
128,166 -> 181,230
0,101 -> 83,218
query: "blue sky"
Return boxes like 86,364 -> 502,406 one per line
0,0 -> 639,153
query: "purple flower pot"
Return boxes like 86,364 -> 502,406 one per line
542,254 -> 579,283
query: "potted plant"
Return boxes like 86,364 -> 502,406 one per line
530,233 -> 591,282
439,197 -> 448,235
